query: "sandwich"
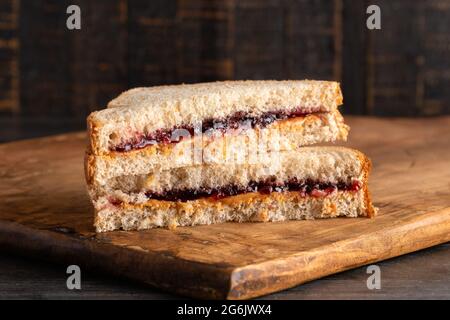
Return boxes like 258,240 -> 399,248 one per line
86,80 -> 348,183
85,80 -> 376,233
88,147 -> 375,232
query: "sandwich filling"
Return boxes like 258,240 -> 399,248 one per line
110,179 -> 362,204
112,107 -> 324,152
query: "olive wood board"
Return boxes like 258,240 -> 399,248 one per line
0,116 -> 449,299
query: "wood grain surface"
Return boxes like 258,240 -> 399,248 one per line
1,243 -> 449,299
3,1 -> 450,117
0,117 -> 449,299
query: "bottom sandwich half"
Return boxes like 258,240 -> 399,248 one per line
88,147 -> 376,232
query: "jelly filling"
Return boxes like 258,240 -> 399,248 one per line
112,108 -> 320,152
143,179 -> 361,202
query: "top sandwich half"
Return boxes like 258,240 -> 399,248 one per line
87,80 -> 346,157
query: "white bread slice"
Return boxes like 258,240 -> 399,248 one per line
86,111 -> 349,187
88,80 -> 343,155
94,190 -> 373,232
90,146 -> 367,198
89,147 -> 376,232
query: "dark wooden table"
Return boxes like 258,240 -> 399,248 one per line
1,243 -> 448,299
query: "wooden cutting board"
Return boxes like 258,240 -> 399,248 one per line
1,117 -> 449,299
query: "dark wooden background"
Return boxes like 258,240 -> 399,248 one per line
1,0 -> 449,141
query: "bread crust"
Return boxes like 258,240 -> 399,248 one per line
360,153 -> 377,218
350,150 -> 376,218
84,149 -> 96,186
107,80 -> 344,110
87,113 -> 101,158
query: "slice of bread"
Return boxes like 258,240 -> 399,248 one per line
94,189 -> 374,232
90,146 -> 367,198
86,111 -> 349,186
88,80 -> 343,155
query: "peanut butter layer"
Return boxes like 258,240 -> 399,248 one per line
111,108 -> 324,152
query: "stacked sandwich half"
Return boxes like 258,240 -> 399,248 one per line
86,81 -> 376,232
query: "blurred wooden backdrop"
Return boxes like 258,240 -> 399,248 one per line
0,0 -> 449,140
